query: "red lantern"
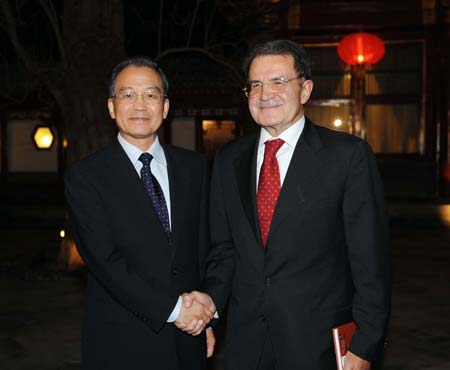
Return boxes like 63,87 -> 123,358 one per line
338,32 -> 385,65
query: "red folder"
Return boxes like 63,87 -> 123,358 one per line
332,321 -> 357,370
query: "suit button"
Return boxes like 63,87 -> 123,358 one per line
171,268 -> 179,276
265,278 -> 272,287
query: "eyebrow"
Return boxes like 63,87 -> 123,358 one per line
248,76 -> 289,83
118,86 -> 162,91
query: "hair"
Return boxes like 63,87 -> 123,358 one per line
243,40 -> 312,80
109,56 -> 169,97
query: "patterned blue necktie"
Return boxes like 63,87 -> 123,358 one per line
139,153 -> 172,243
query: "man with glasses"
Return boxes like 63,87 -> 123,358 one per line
194,40 -> 391,370
65,57 -> 215,370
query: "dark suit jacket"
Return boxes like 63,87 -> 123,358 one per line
203,119 -> 391,370
65,140 -> 209,370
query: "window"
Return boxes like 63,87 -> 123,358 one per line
366,104 -> 422,153
365,43 -> 423,154
7,118 -> 58,172
202,119 -> 236,159
304,42 -> 424,154
304,46 -> 352,134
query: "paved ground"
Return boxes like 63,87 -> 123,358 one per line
1,202 -> 450,370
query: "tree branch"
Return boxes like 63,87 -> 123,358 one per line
39,0 -> 67,66
157,0 -> 164,56
186,0 -> 203,47
204,1 -> 218,47
157,47 -> 243,84
0,0 -> 31,70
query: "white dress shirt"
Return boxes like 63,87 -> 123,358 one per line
256,116 -> 305,190
118,134 -> 172,228
117,134 -> 181,322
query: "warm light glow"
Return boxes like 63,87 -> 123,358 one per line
60,229 -> 66,238
357,55 -> 364,63
33,126 -> 54,149
63,137 -> 68,148
438,205 -> 450,228
67,241 -> 85,270
334,119 -> 343,127
59,239 -> 85,270
42,136 -> 52,146
202,120 -> 217,130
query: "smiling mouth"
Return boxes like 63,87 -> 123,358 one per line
129,117 -> 150,122
259,99 -> 282,109
260,104 -> 281,109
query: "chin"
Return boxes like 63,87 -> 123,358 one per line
256,113 -> 282,124
258,120 -> 281,128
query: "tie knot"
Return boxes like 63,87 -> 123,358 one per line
264,139 -> 284,156
139,152 -> 153,166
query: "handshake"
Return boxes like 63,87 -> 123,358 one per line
175,291 -> 216,336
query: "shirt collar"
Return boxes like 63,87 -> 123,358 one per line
258,116 -> 305,149
117,134 -> 167,167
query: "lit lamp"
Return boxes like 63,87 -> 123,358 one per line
338,32 -> 385,66
337,32 -> 385,137
333,119 -> 343,128
32,125 -> 55,150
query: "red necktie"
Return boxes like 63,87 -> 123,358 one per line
257,139 -> 284,247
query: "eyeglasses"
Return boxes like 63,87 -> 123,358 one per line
242,75 -> 304,98
111,88 -> 167,104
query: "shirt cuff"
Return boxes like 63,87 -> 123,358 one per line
167,296 -> 182,323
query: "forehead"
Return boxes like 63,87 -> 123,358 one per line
114,66 -> 162,89
248,54 -> 296,80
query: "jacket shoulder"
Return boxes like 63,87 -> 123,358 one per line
163,145 -> 208,175
215,131 -> 258,159
65,143 -> 117,178
311,123 -> 373,156
164,144 -> 206,162
314,124 -> 362,146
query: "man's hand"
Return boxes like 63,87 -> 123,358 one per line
206,327 -> 215,358
344,351 -> 371,370
175,293 -> 214,335
183,291 -> 216,316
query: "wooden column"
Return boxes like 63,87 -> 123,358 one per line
351,65 -> 366,139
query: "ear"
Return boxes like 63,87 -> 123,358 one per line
163,98 -> 170,119
300,80 -> 314,105
107,98 -> 116,119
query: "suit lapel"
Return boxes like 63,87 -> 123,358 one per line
233,134 -> 261,244
267,119 -> 324,243
105,141 -> 152,206
108,142 -> 192,259
104,140 -> 172,249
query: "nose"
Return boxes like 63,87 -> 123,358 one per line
133,94 -> 147,109
260,83 -> 274,100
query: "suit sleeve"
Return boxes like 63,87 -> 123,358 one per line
202,153 -> 235,314
65,166 -> 179,333
343,140 -> 391,362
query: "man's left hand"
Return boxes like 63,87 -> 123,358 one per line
344,351 -> 371,370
